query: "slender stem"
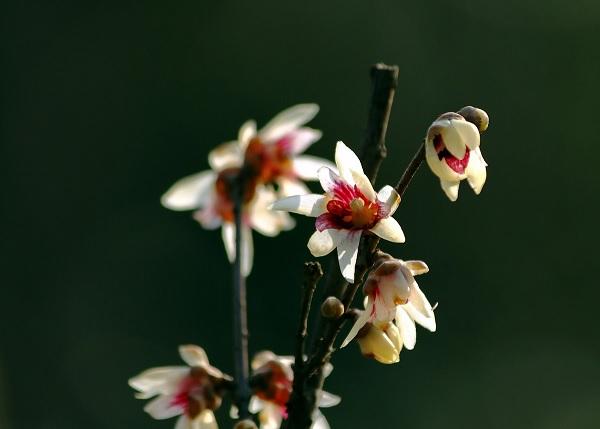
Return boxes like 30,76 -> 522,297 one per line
232,178 -> 251,420
295,262 -> 323,369
395,142 -> 425,197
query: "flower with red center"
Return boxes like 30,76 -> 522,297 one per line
341,257 -> 436,362
248,351 -> 340,429
161,162 -> 294,277
270,141 -> 405,283
208,104 -> 336,198
425,108 -> 489,201
129,345 -> 232,429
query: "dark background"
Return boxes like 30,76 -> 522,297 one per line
2,1 -> 599,428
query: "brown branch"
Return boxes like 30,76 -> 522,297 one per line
395,141 -> 425,197
295,262 -> 323,369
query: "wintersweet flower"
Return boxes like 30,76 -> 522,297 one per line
208,104 -> 336,198
161,165 -> 294,277
356,322 -> 402,364
249,351 -> 340,429
270,141 -> 405,283
129,345 -> 231,429
341,258 -> 436,361
425,108 -> 489,201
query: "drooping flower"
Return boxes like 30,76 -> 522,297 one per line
271,141 -> 405,283
249,351 -> 340,429
129,345 -> 232,429
355,321 -> 402,364
341,258 -> 436,362
425,107 -> 489,201
208,104 -> 336,198
161,165 -> 294,277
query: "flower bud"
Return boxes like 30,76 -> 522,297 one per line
356,322 -> 401,364
321,296 -> 345,319
456,106 -> 489,132
234,420 -> 259,429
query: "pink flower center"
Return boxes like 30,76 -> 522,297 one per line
254,361 -> 292,418
315,182 -> 382,231
170,367 -> 220,418
433,134 -> 470,174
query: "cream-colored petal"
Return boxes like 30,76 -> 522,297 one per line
405,283 -> 436,332
308,229 -> 346,257
143,394 -> 182,419
404,260 -> 429,276
437,119 -> 467,159
370,217 -> 405,243
425,140 -> 464,182
208,141 -> 243,171
238,120 -> 257,151
311,409 -> 331,429
258,403 -> 283,429
161,171 -> 216,211
440,179 -> 460,202
385,323 -> 403,355
377,185 -> 401,216
337,231 -> 362,283
241,225 -> 253,277
175,415 -> 189,429
178,345 -> 209,367
249,396 -> 266,413
340,303 -> 371,348
270,194 -> 326,217
277,177 -> 311,198
334,141 -> 363,185
221,222 -> 235,263
250,185 -> 291,236
350,170 -> 377,201
192,198 -> 222,230
395,306 -> 416,350
259,104 -> 319,143
293,155 -> 338,181
197,410 -> 218,429
453,118 -> 480,150
287,128 -> 322,155
318,166 -> 342,193
466,147 -> 487,195
128,367 -> 188,398
318,391 -> 341,408
251,350 -> 277,370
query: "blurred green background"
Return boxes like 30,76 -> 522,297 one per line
2,1 -> 599,428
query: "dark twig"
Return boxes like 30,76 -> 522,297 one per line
395,142 -> 425,197
295,262 -> 323,369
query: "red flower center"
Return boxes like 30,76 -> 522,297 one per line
254,361 -> 292,416
171,367 -> 221,419
316,182 -> 382,231
214,167 -> 257,222
244,136 -> 294,184
433,134 -> 470,174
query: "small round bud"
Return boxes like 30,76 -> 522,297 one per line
234,420 -> 258,429
321,296 -> 345,319
456,106 -> 489,132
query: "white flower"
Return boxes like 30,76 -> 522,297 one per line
208,103 -> 336,198
249,351 -> 340,429
425,111 -> 488,201
355,322 -> 403,364
271,141 -> 405,283
161,167 -> 294,277
341,258 -> 436,362
129,345 -> 231,429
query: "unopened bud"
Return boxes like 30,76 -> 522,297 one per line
234,420 -> 258,429
357,322 -> 401,364
456,106 -> 489,132
321,296 -> 345,319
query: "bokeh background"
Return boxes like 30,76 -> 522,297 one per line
2,1 -> 599,428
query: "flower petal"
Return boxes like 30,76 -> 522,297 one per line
161,171 -> 216,211
286,127 -> 323,155
318,391 -> 341,408
334,141 -> 363,184
350,170 -> 376,201
395,306 -> 416,350
241,225 -> 253,277
270,194 -> 327,217
453,118 -> 480,150
336,231 -> 362,283
293,155 -> 338,181
258,402 -> 283,429
370,217 -> 405,243
312,409 -> 331,429
175,415 -> 190,429
425,140 -> 464,182
404,260 -> 429,276
405,283 -> 436,332
238,120 -> 257,151
178,345 -> 209,367
208,141 -> 243,171
221,222 -> 235,263
318,167 -> 342,193
277,177 -> 311,198
308,229 -> 346,257
144,394 -> 182,419
440,179 -> 460,202
249,396 -> 266,413
259,104 -> 319,143
128,367 -> 188,398
466,147 -> 487,195
341,301 -> 372,348
193,204 -> 222,230
198,410 -> 218,429
377,185 -> 401,216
